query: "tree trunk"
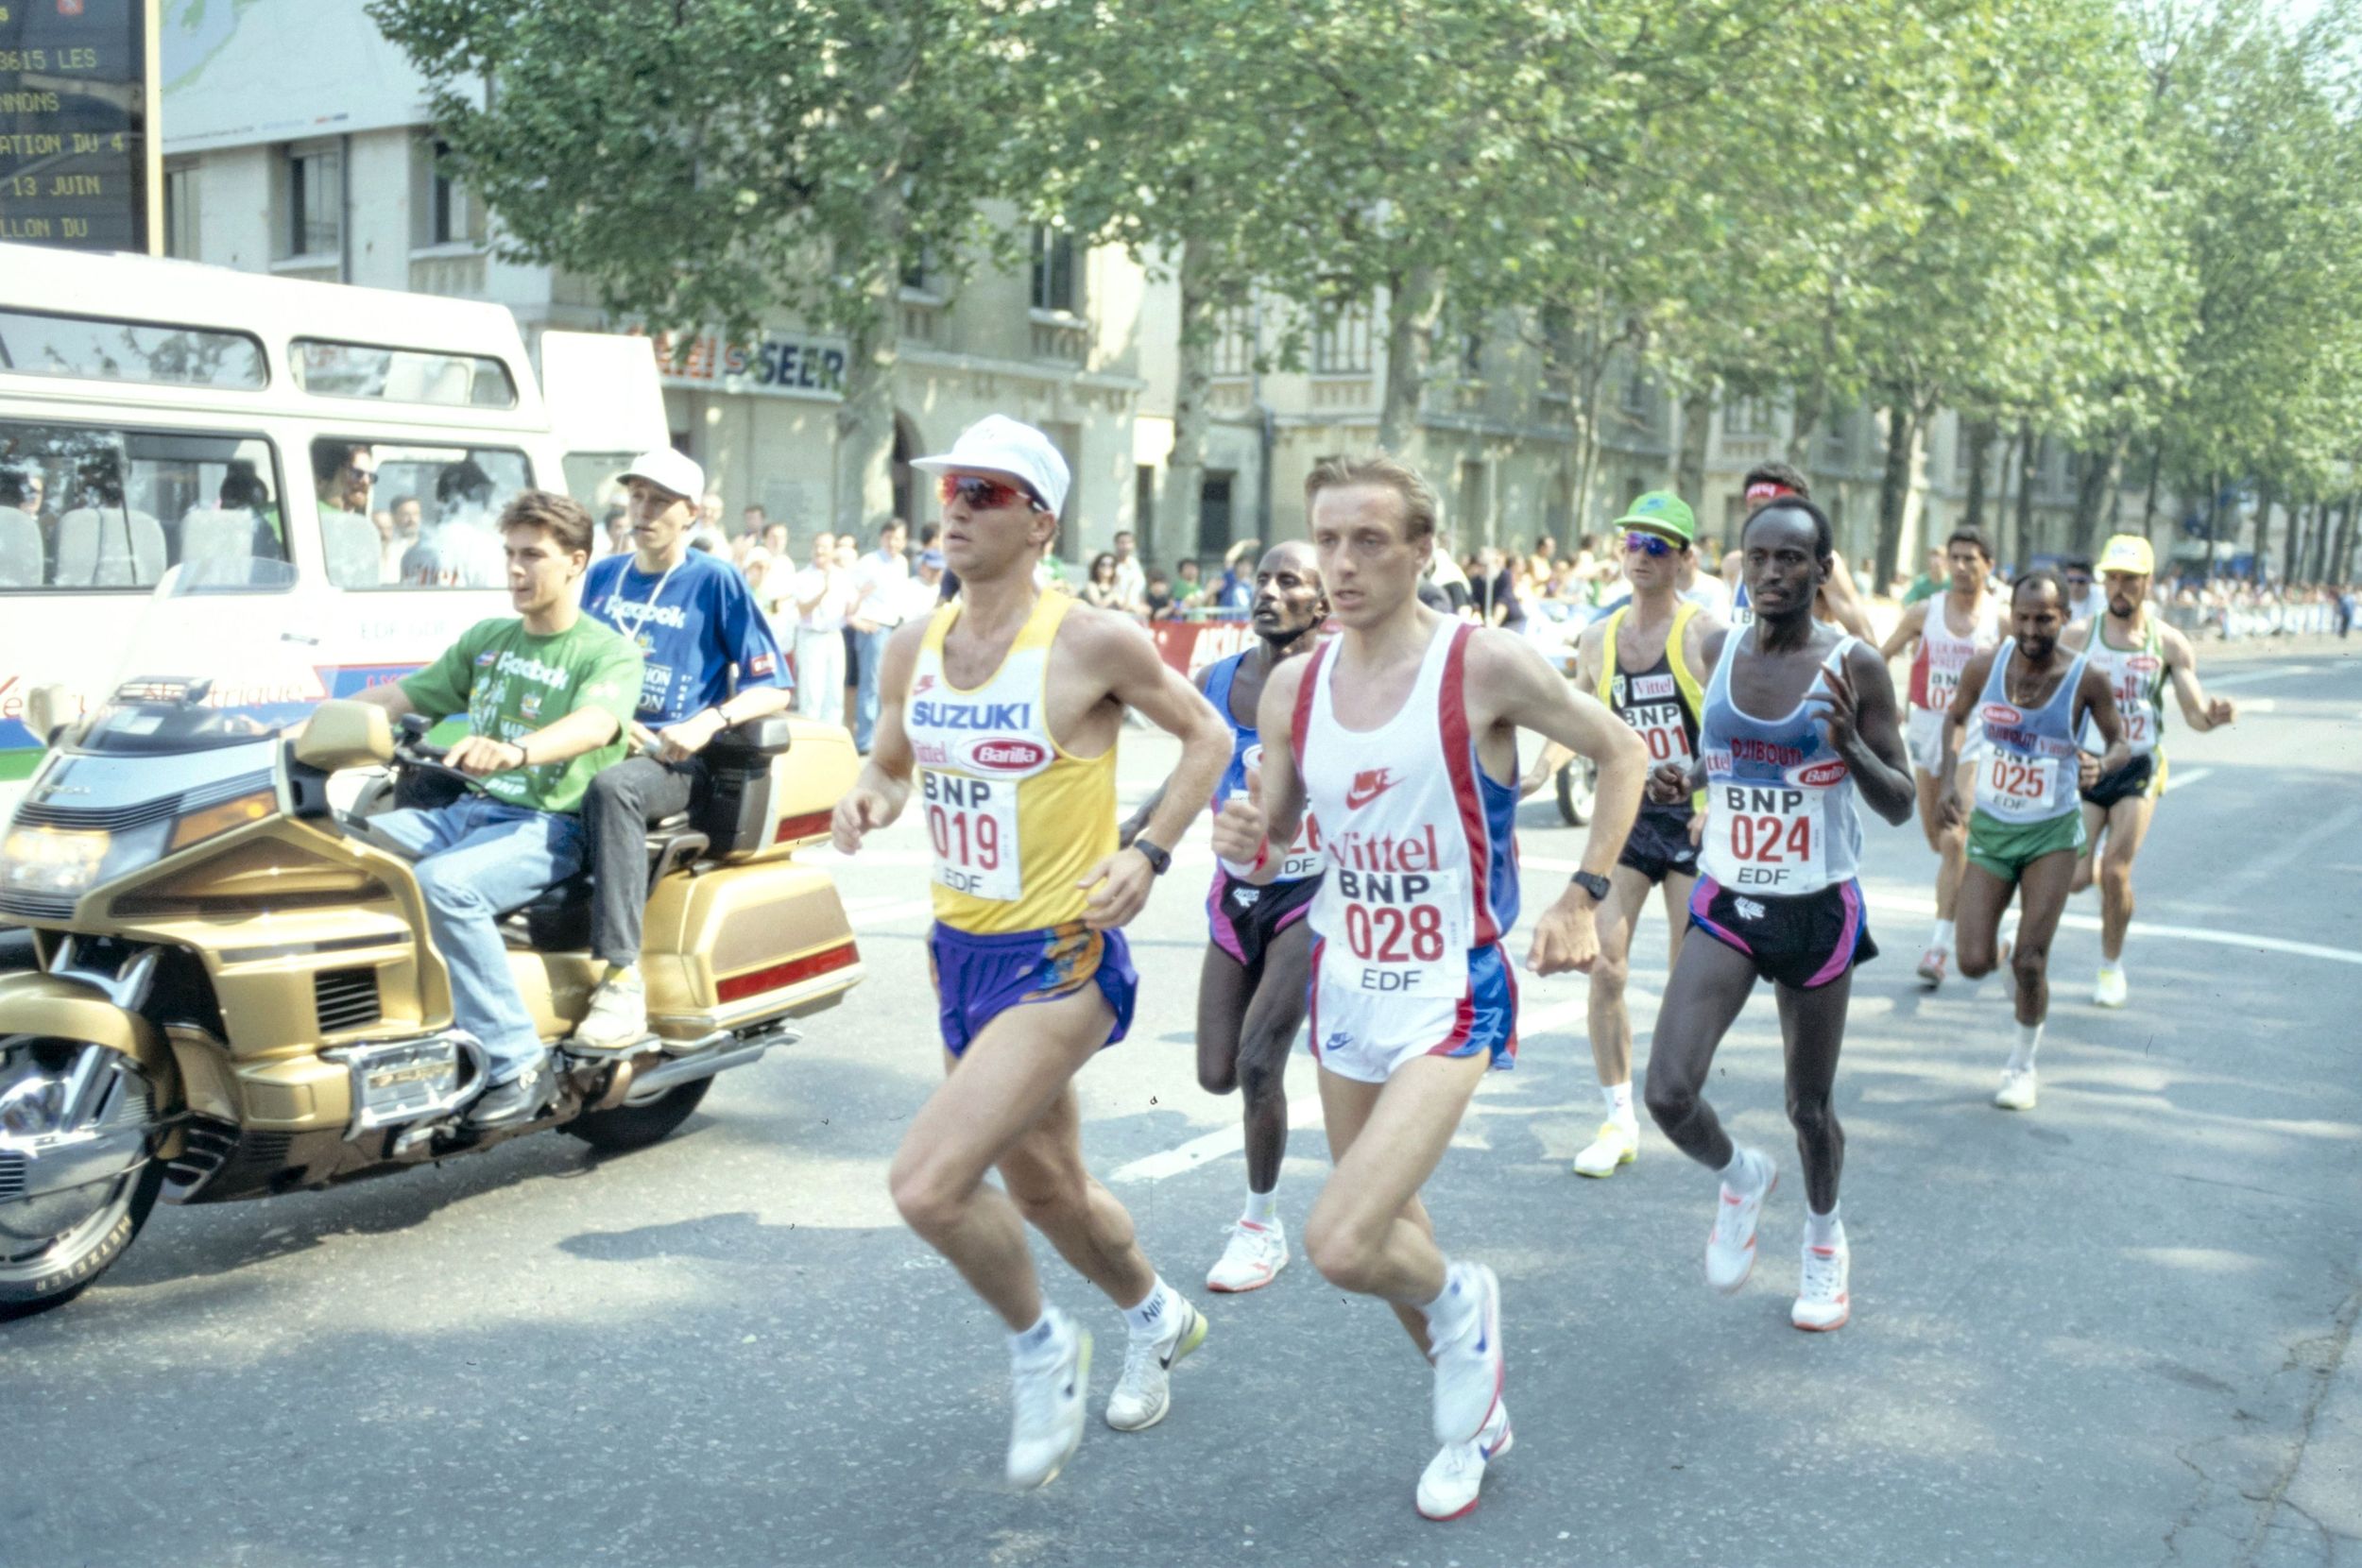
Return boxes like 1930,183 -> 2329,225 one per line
2247,477 -> 2277,582
2284,501 -> 2311,586
1675,378 -> 1716,508
1873,395 -> 1918,592
2140,438 -> 2164,540
1159,240 -> 1215,569
1378,264 -> 1443,455
2070,429 -> 2128,556
1961,418 -> 1996,536
2332,491 -> 2357,583
2014,420 -> 2038,569
1784,370 -> 1826,486
833,315 -> 899,543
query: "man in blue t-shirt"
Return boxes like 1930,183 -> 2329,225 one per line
574,448 -> 793,1045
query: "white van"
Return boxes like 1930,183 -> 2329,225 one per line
0,243 -> 667,810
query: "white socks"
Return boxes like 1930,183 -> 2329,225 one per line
2009,1022 -> 2043,1073
1720,1146 -> 1769,1196
1929,918 -> 1956,951
1422,1260 -> 1478,1349
1806,1204 -> 1843,1249
2099,959 -> 2125,979
1601,1080 -> 1635,1124
1122,1277 -> 1176,1339
1242,1188 -> 1278,1226
1009,1307 -> 1066,1362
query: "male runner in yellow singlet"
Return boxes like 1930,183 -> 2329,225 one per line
832,417 -> 1233,1489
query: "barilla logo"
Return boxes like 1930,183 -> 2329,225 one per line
1787,758 -> 1849,788
2128,655 -> 2162,673
1981,703 -> 2024,728
1344,768 -> 1397,810
1241,742 -> 1264,773
959,737 -> 1049,774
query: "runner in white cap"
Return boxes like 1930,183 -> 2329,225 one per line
2061,534 -> 2236,1007
835,414 -> 1234,1489
1213,452 -> 1647,1520
1876,526 -> 2003,990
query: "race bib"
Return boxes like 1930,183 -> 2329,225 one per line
1707,781 -> 1825,893
1977,752 -> 2063,819
1626,699 -> 1694,766
923,771 -> 1021,902
2117,701 -> 2153,750
1320,865 -> 1468,997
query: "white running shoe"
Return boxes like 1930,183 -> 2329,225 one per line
1428,1263 -> 1504,1444
2093,966 -> 2129,1009
1704,1150 -> 1777,1294
572,969 -> 649,1048
1006,1317 -> 1091,1488
1571,1118 -> 1638,1179
1994,1066 -> 2039,1111
1104,1294 -> 1207,1432
1916,946 -> 1948,988
1791,1235 -> 1852,1332
1206,1219 -> 1289,1293
1416,1400 -> 1514,1522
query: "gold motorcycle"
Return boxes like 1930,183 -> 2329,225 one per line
0,559 -> 862,1316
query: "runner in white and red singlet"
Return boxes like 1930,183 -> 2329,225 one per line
1877,526 -> 2003,989
1211,453 -> 1646,1522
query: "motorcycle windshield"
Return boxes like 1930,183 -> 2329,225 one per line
77,556 -> 338,756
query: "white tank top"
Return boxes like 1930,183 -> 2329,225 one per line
1909,594 -> 2003,714
2079,616 -> 2166,757
1698,630 -> 1863,895
1293,620 -> 1518,1004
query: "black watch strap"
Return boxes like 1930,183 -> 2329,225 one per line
1570,869 -> 1612,903
1133,837 -> 1172,876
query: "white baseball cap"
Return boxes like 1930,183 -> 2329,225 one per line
619,447 -> 705,504
910,416 -> 1070,518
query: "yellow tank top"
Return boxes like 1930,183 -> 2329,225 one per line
905,591 -> 1118,933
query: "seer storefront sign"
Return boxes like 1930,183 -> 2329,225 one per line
0,0 -> 156,252
645,329 -> 849,401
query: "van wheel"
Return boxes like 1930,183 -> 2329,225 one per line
1555,756 -> 1599,827
566,1077 -> 712,1153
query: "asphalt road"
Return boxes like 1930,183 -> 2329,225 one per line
5,644 -> 2359,1568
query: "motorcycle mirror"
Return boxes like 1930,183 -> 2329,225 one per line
25,683 -> 72,746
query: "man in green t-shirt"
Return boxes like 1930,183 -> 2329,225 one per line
354,491 -> 642,1127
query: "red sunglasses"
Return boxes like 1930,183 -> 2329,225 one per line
939,473 -> 1044,513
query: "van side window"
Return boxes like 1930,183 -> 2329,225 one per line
0,422 -> 288,591
316,438 -> 533,589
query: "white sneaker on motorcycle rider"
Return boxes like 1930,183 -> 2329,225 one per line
573,965 -> 649,1048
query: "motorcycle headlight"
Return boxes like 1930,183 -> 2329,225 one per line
0,826 -> 113,896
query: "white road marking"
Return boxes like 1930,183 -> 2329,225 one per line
2164,766 -> 2211,792
2207,665 -> 2315,689
1857,889 -> 2359,965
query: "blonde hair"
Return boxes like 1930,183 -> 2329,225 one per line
1304,452 -> 1439,545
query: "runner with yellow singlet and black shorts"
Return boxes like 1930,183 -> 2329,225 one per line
831,417 -> 1234,1491
1876,526 -> 2004,991
2061,534 -> 2237,1009
1522,491 -> 1720,1179
1941,571 -> 2126,1111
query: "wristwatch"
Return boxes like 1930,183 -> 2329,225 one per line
1568,869 -> 1612,904
1132,837 -> 1172,877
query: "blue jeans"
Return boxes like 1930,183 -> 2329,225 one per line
371,797 -> 586,1082
854,623 -> 895,751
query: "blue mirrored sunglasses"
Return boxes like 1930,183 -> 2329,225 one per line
1624,531 -> 1675,557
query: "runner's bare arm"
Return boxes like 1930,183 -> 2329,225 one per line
1649,624 -> 1728,805
1074,612 -> 1231,927
830,620 -> 928,853
2162,624 -> 2236,729
1473,630 -> 1649,976
1877,599 -> 1926,662
1822,554 -> 1879,643
1212,658 -> 1309,879
1824,641 -> 1916,826
2077,659 -> 2130,785
1118,662 -> 1217,844
1519,619 -> 1606,797
1936,647 -> 1995,827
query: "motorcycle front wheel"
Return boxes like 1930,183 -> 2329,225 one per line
1554,756 -> 1600,827
0,1040 -> 166,1319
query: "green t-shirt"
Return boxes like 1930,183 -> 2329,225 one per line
399,616 -> 642,815
1904,573 -> 1946,605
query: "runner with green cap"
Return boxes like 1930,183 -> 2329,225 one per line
1523,489 -> 1723,1178
2060,534 -> 2237,1008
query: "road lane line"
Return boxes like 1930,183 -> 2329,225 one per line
2208,665 -> 2317,689
1853,889 -> 2360,966
2164,766 -> 2211,792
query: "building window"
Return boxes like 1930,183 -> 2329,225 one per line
1210,305 -> 1256,377
283,144 -> 340,259
1723,395 -> 1774,437
1620,362 -> 1652,417
1031,226 -> 1077,314
163,162 -> 199,260
1460,331 -> 1484,381
1312,298 -> 1373,375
